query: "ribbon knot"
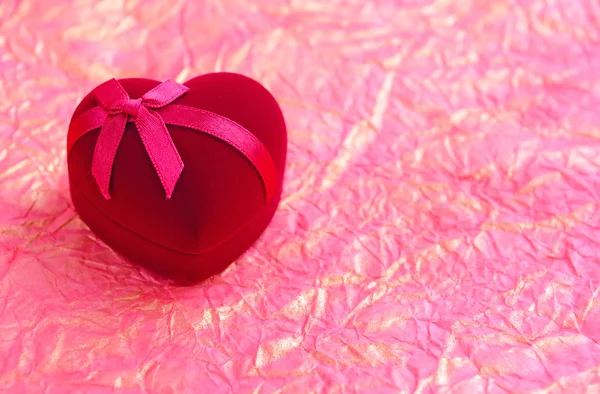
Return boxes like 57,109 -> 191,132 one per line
91,78 -> 190,199
119,98 -> 143,117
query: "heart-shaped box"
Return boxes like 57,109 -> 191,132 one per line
67,73 -> 287,283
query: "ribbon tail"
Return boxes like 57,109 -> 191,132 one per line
135,107 -> 184,199
91,113 -> 128,199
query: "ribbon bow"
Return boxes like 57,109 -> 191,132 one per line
92,78 -> 189,199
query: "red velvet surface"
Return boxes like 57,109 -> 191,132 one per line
67,73 -> 287,282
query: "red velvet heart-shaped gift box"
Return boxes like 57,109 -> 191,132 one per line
67,73 -> 287,283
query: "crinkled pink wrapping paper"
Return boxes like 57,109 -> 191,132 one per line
1,0 -> 600,392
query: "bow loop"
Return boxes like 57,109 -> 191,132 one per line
91,78 -> 188,199
142,80 -> 190,108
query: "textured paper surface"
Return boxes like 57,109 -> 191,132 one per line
2,0 -> 600,392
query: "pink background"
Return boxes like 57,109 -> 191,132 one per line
2,0 -> 600,392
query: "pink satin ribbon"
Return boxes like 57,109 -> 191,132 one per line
91,79 -> 188,199
68,79 -> 278,203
